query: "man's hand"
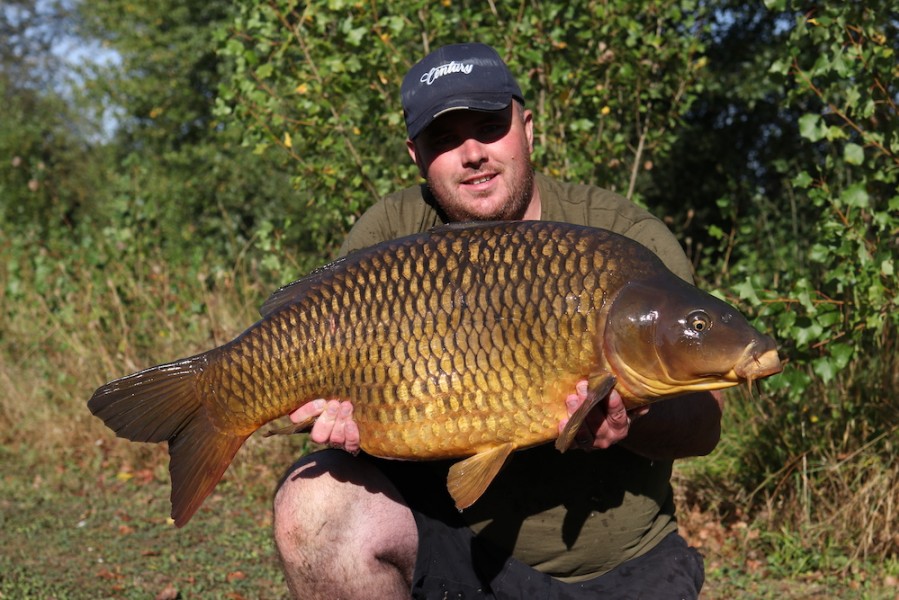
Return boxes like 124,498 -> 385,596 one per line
289,399 -> 361,454
559,380 -> 649,450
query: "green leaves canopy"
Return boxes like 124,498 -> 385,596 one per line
216,0 -> 710,254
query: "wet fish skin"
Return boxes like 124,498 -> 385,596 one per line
88,220 -> 782,526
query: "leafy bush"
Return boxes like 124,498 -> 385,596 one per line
703,0 -> 899,566
215,0 -> 899,567
216,0 -> 710,251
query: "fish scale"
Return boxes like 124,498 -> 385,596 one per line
88,220 -> 782,526
215,223 -> 596,454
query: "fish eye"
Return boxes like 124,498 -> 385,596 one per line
688,311 -> 711,332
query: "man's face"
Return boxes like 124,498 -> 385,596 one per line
407,103 -> 536,222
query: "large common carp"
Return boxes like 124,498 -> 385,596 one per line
89,221 -> 782,526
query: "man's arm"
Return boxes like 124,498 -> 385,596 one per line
620,391 -> 723,460
560,386 -> 722,459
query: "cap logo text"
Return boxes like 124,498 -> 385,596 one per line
420,61 -> 474,85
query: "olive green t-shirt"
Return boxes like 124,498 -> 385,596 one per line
339,172 -> 693,582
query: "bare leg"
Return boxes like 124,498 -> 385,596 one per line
273,450 -> 418,599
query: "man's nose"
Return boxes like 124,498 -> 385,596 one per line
458,137 -> 487,167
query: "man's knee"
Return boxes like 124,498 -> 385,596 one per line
273,450 -> 418,551
273,451 -> 367,596
272,451 -> 418,597
273,450 -> 355,547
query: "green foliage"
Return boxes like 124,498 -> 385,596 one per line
0,79 -> 109,246
217,0 -> 710,257
74,0 -> 306,277
643,3 -> 813,262
743,0 -> 897,434
682,0 -> 899,563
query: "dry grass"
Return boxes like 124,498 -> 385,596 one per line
0,249 -> 263,446
757,438 -> 899,567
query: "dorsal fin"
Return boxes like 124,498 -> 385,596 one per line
258,220 -> 541,318
427,220 -> 514,233
259,257 -> 351,317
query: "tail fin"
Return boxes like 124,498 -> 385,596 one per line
88,356 -> 249,527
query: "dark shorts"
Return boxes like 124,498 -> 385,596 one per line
372,456 -> 705,600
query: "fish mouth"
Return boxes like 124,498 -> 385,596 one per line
732,343 -> 783,384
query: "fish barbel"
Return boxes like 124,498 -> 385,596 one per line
88,221 -> 782,526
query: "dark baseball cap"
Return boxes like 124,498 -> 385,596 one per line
401,43 -> 524,140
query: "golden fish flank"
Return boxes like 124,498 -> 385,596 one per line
88,220 -> 782,526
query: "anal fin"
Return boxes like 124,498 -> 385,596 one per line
446,443 -> 515,510
555,374 -> 616,452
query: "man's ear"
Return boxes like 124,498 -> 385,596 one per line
522,108 -> 535,154
407,138 -> 426,178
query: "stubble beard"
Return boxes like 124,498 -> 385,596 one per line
428,158 -> 536,223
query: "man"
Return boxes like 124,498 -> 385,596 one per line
273,43 -> 721,599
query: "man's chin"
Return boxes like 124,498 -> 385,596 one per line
447,196 -> 508,222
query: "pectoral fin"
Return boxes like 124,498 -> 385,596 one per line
555,374 -> 617,452
446,443 -> 515,510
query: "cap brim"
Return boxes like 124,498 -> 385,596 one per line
407,96 -> 514,140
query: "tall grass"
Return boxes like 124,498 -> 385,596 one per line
678,378 -> 899,580
0,225 -> 324,596
0,226 -> 309,466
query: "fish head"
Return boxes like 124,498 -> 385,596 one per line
602,274 -> 782,405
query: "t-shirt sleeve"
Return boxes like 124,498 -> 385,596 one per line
537,174 -> 694,283
337,199 -> 396,258
338,185 -> 444,258
621,219 -> 694,283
